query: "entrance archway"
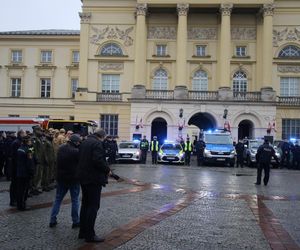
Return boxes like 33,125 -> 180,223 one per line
151,117 -> 167,144
188,112 -> 216,131
238,120 -> 254,139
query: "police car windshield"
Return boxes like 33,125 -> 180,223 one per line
119,142 -> 138,149
205,134 -> 233,145
249,140 -> 263,149
162,144 -> 182,150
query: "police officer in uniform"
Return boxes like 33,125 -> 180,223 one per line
184,137 -> 193,166
150,136 -> 159,165
195,138 -> 206,166
140,136 -> 149,164
235,139 -> 245,168
255,139 -> 279,186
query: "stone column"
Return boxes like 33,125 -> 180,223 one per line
176,3 -> 189,86
262,3 -> 275,88
78,12 -> 91,90
134,3 -> 147,86
219,3 -> 233,89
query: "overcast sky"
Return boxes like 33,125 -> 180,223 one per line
0,0 -> 82,31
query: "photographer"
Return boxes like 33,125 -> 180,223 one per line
78,129 -> 111,243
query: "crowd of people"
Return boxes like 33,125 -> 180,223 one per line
0,127 -> 114,243
0,127 -> 79,210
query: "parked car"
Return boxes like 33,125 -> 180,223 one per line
116,141 -> 141,162
158,141 -> 185,164
243,139 -> 281,167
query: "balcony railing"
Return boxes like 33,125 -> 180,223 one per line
233,91 -> 261,102
97,92 -> 122,102
145,90 -> 174,100
277,96 -> 300,106
188,91 -> 218,101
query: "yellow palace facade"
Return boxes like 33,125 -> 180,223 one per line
1,0 -> 300,142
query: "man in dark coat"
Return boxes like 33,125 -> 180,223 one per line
78,129 -> 111,243
235,139 -> 245,168
16,136 -> 35,211
195,138 -> 206,166
10,130 -> 26,206
0,132 -> 5,177
140,135 -> 149,164
280,140 -> 290,168
49,134 -> 81,228
255,139 -> 279,186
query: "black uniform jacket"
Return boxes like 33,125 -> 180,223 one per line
78,135 -> 110,186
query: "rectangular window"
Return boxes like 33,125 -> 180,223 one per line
100,114 -> 118,136
41,50 -> 52,63
11,78 -> 21,97
101,74 -> 120,93
196,45 -> 206,57
71,78 -> 79,98
280,77 -> 300,96
40,78 -> 51,98
282,119 -> 300,140
8,114 -> 20,117
156,45 -> 167,56
38,115 -> 50,119
236,46 -> 247,57
72,51 -> 80,63
11,50 -> 22,63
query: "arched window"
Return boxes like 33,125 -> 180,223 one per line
153,69 -> 168,90
233,71 -> 247,92
278,45 -> 300,58
100,43 -> 123,56
192,70 -> 208,91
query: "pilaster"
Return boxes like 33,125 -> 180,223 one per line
176,3 -> 189,86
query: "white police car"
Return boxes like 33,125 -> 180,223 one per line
158,141 -> 185,164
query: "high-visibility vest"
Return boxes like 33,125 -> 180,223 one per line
151,141 -> 159,151
184,142 -> 192,152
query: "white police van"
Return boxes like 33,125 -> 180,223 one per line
203,130 -> 235,167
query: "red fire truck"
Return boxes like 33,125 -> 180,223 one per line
0,118 -> 97,136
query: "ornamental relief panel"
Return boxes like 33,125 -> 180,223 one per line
90,26 -> 134,47
231,27 -> 256,40
273,27 -> 300,47
278,65 -> 300,73
99,63 -> 124,71
188,27 -> 217,40
147,26 -> 177,40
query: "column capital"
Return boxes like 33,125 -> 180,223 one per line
79,12 -> 91,24
262,3 -> 275,17
136,3 -> 147,16
220,3 -> 233,16
177,3 -> 189,16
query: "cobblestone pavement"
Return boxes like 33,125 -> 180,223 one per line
0,161 -> 300,250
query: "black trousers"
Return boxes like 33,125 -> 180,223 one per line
236,155 -> 244,168
79,184 -> 102,240
141,150 -> 147,164
196,150 -> 204,166
281,152 -> 290,168
9,165 -> 17,204
185,152 -> 191,165
257,163 -> 270,185
152,152 -> 158,164
16,177 -> 30,210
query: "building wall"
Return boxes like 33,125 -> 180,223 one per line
0,0 -> 300,141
